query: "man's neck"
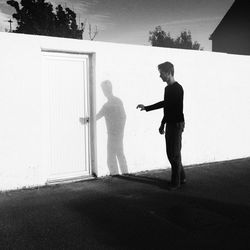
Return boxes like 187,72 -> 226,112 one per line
107,94 -> 114,100
167,77 -> 176,85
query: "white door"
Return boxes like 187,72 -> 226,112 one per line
42,52 -> 90,183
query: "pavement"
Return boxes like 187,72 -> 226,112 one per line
0,158 -> 250,250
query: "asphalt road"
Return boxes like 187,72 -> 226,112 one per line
0,158 -> 250,250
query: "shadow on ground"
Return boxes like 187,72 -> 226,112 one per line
0,158 -> 250,249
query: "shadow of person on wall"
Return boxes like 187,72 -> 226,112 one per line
80,80 -> 128,175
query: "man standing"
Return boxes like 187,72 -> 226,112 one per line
137,61 -> 186,189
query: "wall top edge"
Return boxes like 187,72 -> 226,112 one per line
1,31 -> 250,58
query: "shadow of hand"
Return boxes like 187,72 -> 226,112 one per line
79,117 -> 89,125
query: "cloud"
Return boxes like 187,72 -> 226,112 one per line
51,0 -> 113,30
0,0 -> 14,31
0,0 -> 113,33
0,10 -> 12,32
159,16 -> 222,28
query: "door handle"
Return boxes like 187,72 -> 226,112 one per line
79,117 -> 89,124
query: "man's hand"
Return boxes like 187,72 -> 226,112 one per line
136,104 -> 146,111
79,117 -> 89,125
159,124 -> 165,135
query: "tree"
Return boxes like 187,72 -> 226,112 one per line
6,0 -> 95,40
149,26 -> 203,50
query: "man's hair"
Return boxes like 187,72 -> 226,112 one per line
158,61 -> 174,76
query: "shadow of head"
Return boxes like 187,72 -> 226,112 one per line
99,80 -> 126,130
101,80 -> 113,99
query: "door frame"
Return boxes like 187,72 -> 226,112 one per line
41,48 -> 97,184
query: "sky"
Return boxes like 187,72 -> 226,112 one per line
0,0 -> 235,51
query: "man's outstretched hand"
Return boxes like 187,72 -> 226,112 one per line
136,104 -> 146,111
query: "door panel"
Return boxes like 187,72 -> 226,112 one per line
42,53 -> 90,182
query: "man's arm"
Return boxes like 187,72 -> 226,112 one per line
95,107 -> 105,120
161,115 -> 167,126
137,101 -> 166,135
137,101 -> 164,112
145,101 -> 166,134
145,101 -> 164,111
158,116 -> 166,135
79,106 -> 105,124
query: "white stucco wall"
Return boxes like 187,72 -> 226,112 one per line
0,32 -> 250,191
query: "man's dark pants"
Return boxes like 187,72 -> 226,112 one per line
165,122 -> 185,186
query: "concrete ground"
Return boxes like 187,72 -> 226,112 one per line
0,158 -> 250,250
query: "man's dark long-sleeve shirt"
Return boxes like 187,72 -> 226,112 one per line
145,82 -> 184,124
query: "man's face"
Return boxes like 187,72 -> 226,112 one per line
159,70 -> 170,83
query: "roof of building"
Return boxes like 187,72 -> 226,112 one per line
210,0 -> 250,40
